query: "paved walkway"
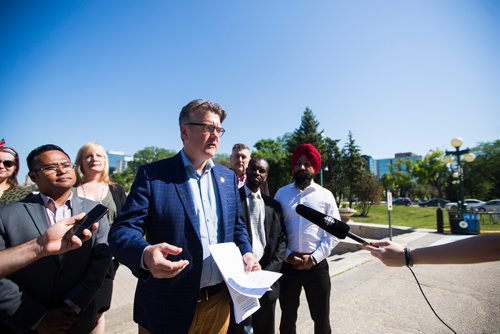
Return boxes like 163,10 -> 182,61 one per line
106,231 -> 500,333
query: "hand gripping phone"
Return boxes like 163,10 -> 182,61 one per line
72,204 -> 109,238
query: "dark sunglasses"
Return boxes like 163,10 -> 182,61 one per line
0,160 -> 16,168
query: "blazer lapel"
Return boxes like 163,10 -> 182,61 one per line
23,195 -> 61,266
264,203 -> 273,243
172,154 -> 201,241
212,166 -> 229,241
23,195 -> 50,236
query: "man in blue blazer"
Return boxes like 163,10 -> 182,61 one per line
108,99 -> 260,334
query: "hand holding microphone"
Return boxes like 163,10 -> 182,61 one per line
295,204 -> 369,245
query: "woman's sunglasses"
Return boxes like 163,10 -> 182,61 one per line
0,160 -> 16,168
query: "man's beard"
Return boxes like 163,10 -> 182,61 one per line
294,172 -> 313,189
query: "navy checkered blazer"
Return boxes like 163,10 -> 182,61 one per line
108,152 -> 252,334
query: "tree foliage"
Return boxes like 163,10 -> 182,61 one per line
128,146 -> 177,174
323,137 -> 343,202
252,136 -> 291,196
341,131 -> 366,207
112,146 -> 176,192
464,140 -> 500,199
381,159 -> 416,197
213,153 -> 230,168
411,150 -> 449,199
352,169 -> 383,216
286,108 -> 326,160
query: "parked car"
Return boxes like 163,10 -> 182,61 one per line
392,197 -> 412,206
445,199 -> 485,210
470,199 -> 500,212
418,198 -> 449,208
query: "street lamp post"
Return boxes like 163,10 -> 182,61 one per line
319,131 -> 329,187
320,166 -> 329,187
444,137 -> 475,214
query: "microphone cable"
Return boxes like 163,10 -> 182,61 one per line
406,265 -> 457,334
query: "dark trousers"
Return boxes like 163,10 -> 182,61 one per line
279,260 -> 331,334
228,291 -> 277,334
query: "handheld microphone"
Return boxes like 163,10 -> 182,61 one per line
295,204 -> 369,245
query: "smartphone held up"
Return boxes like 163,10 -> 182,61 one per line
70,204 -> 108,238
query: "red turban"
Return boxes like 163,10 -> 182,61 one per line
291,144 -> 321,173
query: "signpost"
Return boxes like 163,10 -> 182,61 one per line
387,190 -> 393,240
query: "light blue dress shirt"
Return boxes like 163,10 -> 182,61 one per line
180,150 -> 223,288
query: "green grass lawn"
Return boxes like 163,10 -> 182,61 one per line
351,204 -> 500,233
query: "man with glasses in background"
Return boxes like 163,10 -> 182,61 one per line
109,99 -> 260,334
0,144 -> 112,334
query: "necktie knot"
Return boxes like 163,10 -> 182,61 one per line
47,200 -> 57,215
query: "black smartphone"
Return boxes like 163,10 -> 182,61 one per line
72,204 -> 109,238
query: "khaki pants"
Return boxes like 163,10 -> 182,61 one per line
138,290 -> 230,334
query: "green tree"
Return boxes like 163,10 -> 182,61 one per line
112,146 -> 176,192
286,107 -> 326,162
128,146 -> 177,174
380,173 -> 394,194
384,159 -> 416,197
213,153 -> 230,168
342,131 -> 366,207
352,169 -> 383,216
252,136 -> 292,196
111,168 -> 136,193
323,137 -> 343,202
412,149 -> 449,199
464,140 -> 500,199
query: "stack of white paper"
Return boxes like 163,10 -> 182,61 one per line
209,242 -> 282,323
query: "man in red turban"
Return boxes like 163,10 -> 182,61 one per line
291,143 -> 322,174
274,143 -> 341,334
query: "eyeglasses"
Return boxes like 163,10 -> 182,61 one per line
0,160 -> 15,168
32,162 -> 75,174
186,122 -> 226,137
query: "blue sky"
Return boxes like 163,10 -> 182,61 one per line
2,0 -> 499,182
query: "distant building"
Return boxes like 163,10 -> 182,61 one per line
363,152 -> 421,179
107,150 -> 133,173
362,155 -> 378,176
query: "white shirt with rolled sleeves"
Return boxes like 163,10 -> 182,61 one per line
274,180 -> 340,263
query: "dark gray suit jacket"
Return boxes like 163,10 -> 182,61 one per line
239,187 -> 286,302
0,194 -> 112,334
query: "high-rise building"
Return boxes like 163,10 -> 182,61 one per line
364,152 -> 421,179
362,155 -> 377,176
107,150 -> 133,173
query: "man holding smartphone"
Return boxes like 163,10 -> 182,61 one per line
0,144 -> 112,334
0,213 -> 96,277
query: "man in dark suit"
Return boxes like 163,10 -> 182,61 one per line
0,144 -> 112,334
229,157 -> 287,334
108,99 -> 260,334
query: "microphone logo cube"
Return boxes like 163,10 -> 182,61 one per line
324,216 -> 336,226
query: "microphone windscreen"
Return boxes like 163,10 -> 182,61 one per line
296,204 -> 350,239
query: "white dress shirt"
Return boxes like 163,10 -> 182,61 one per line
274,180 -> 340,263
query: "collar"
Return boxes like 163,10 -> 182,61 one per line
39,192 -> 73,209
244,185 -> 262,199
293,178 -> 317,191
180,149 -> 214,176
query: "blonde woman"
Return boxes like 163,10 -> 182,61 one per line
74,142 -> 126,334
0,140 -> 32,205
